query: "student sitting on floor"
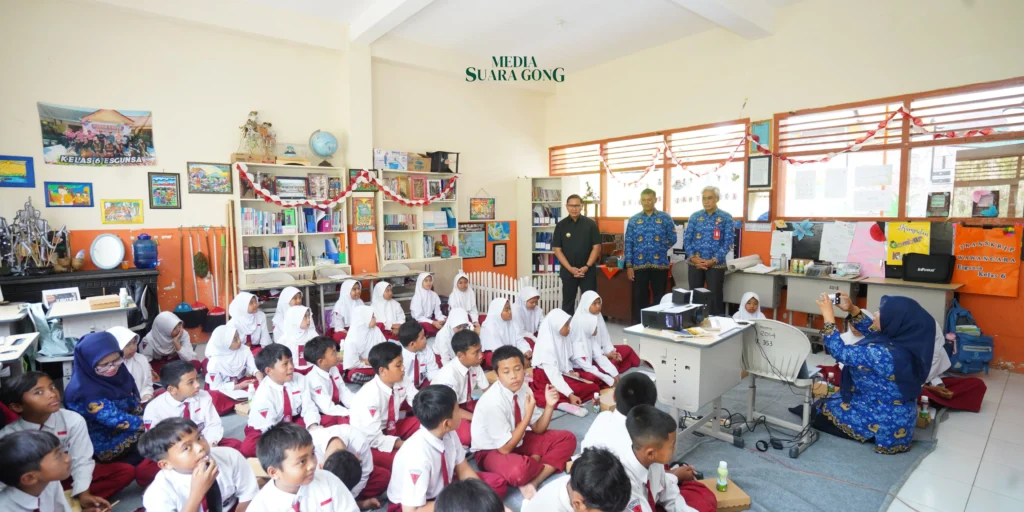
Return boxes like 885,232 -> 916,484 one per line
272,286 -> 303,342
472,346 -> 576,500
511,286 -> 543,347
431,330 -> 490,447
331,280 -> 364,341
108,326 -> 155,403
529,309 -> 601,409
314,424 -> 390,510
241,344 -> 321,458
278,306 -> 319,375
480,297 -> 533,370
574,291 -> 641,374
229,292 -> 272,355
447,272 -> 482,327
1,372 -> 131,509
568,313 -> 618,389
141,311 -> 201,375
732,292 -> 767,321
145,360 -> 242,451
434,479 -> 505,512
139,417 -> 259,512
249,423 -> 358,512
203,325 -> 263,415
410,273 -> 446,337
399,320 -> 441,401
522,447 -> 632,512
304,336 -> 357,426
350,342 -> 421,471
433,308 -> 471,366
387,385 -> 507,512
0,431 -> 73,512
343,305 -> 388,384
372,281 -> 407,341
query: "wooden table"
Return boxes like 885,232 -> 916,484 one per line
862,278 -> 962,326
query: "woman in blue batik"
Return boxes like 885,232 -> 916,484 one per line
812,292 -> 935,454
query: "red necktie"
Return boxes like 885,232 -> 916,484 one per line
331,376 -> 341,404
440,449 -> 450,486
199,496 -> 208,512
646,481 -> 656,511
292,501 -> 301,511
183,401 -> 191,420
246,334 -> 252,346
282,385 -> 293,422
297,344 -> 306,366
513,394 -> 522,425
385,393 -> 397,435
414,354 -> 420,386
466,372 -> 473,402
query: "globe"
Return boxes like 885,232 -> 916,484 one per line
309,129 -> 338,167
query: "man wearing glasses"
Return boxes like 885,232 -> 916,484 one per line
625,189 -> 677,320
683,186 -> 735,316
552,194 -> 602,313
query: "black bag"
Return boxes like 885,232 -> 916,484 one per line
901,253 -> 955,283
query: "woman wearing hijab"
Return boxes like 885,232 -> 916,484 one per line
342,305 -> 386,384
573,291 -> 641,374
479,297 -> 532,369
204,325 -> 263,415
732,292 -> 767,321
568,313 -> 618,388
447,272 -> 483,326
410,273 -> 446,336
107,326 -> 154,403
372,281 -> 406,341
227,292 -> 272,356
278,306 -> 319,375
272,286 -> 303,342
840,310 -> 951,387
330,280 -> 364,341
813,293 -> 935,454
511,286 -> 543,348
139,311 -> 200,375
529,309 -> 601,409
433,308 -> 471,366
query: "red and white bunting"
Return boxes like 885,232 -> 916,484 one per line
234,163 -> 458,210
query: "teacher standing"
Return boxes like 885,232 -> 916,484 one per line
625,188 -> 677,317
683,186 -> 735,316
552,194 -> 602,313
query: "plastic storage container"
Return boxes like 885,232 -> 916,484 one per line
133,233 -> 158,269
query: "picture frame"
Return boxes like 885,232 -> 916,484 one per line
747,156 -> 772,188
275,176 -> 308,200
328,177 -> 342,199
470,197 -> 496,220
352,196 -> 376,231
147,173 -> 181,209
410,176 -> 427,200
458,223 -> 486,259
926,192 -> 951,217
971,190 -> 1000,217
100,199 -> 144,224
749,119 -> 772,154
43,181 -> 93,207
186,162 -> 233,194
41,287 -> 81,310
427,179 -> 442,198
306,173 -> 328,200
257,172 -> 275,195
493,243 -> 507,267
0,155 -> 35,188
349,169 -> 378,192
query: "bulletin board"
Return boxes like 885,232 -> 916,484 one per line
779,221 -> 953,265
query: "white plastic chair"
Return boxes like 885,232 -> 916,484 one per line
742,318 -> 820,458
253,272 -> 296,284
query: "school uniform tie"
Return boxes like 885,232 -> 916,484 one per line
297,344 -> 306,366
440,448 -> 450,486
413,354 -> 421,386
331,376 -> 341,404
291,500 -> 301,511
513,394 -> 522,425
282,385 -> 293,422
183,401 -> 191,420
645,481 -> 656,511
385,393 -> 397,435
465,372 -> 473,403
246,334 -> 252,347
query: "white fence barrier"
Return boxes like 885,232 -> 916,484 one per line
465,271 -> 570,315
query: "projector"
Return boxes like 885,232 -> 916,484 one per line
671,288 -> 692,305
641,303 -> 708,330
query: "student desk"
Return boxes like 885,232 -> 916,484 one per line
723,271 -> 784,318
779,272 -> 864,317
46,300 -> 136,339
863,278 -> 962,326
0,332 -> 39,377
624,323 -> 751,448
0,303 -> 29,336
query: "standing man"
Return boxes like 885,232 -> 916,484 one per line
625,189 -> 677,318
552,194 -> 602,313
683,186 -> 735,315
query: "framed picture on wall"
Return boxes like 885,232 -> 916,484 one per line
275,177 -> 308,200
148,173 -> 181,209
470,197 -> 495,220
43,181 -> 93,207
747,156 -> 771,188
493,243 -> 507,267
0,155 -> 35,188
186,162 -> 233,194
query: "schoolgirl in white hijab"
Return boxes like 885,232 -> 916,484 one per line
342,305 -> 386,384
140,311 -> 198,374
410,272 -> 445,335
228,292 -> 271,353
569,313 -> 618,387
732,292 -> 767,321
511,286 -> 544,342
108,326 -> 154,402
433,308 -> 471,366
447,272 -> 481,325
278,306 -> 318,374
331,280 -> 363,335
573,290 -> 642,375
204,325 -> 262,413
480,297 -> 532,359
371,281 -> 406,339
530,309 -> 600,408
272,286 -> 303,342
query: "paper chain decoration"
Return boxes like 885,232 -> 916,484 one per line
234,163 -> 458,210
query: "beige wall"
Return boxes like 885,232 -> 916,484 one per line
545,0 -> 1024,147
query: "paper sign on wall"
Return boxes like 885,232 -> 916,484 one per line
855,165 -> 892,187
819,221 -> 856,263
886,221 -> 931,265
794,170 -> 816,200
824,169 -> 847,199
951,225 -> 1021,297
770,230 -> 793,260
847,222 -> 886,277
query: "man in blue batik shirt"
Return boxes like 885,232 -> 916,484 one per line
683,185 -> 735,315
625,189 -> 677,320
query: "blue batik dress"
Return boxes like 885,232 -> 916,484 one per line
66,396 -> 145,462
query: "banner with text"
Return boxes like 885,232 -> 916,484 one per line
886,222 -> 931,266
952,225 -> 1021,297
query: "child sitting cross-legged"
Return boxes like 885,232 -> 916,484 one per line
349,342 -> 420,471
241,343 -> 321,458
203,325 -> 264,415
521,447 -> 632,512
303,336 -> 357,427
139,417 -> 259,512
145,360 -> 242,451
410,273 -> 446,337
0,431 -> 73,512
371,282 -> 406,341
431,330 -> 490,447
398,320 -> 440,401
342,305 -> 387,385
314,425 -> 390,510
331,280 -> 364,342
278,306 -> 320,375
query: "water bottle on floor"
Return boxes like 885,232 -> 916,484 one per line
716,461 -> 728,492
592,392 -> 600,414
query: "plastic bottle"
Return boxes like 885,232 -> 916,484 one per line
919,396 -> 930,420
592,392 -> 601,414
716,461 -> 728,492
247,383 -> 256,403
118,288 -> 129,308
827,372 -> 836,394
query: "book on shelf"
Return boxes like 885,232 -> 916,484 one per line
534,232 -> 553,250
242,206 -> 345,235
383,214 -> 417,230
423,234 -> 435,257
532,254 -> 561,274
532,187 -> 561,202
384,240 -> 411,261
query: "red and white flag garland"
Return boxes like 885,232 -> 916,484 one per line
235,163 -> 458,210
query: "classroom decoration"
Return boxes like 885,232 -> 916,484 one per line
886,222 -> 931,265
43,181 -> 92,207
792,220 -> 815,241
0,198 -> 70,275
470,198 -> 496,220
147,173 -> 180,209
0,155 -> 35,188
237,111 -> 276,162
308,129 -> 338,167
351,197 -> 375,231
187,163 -> 233,194
37,102 -> 155,166
100,199 -> 144,225
952,224 -> 1022,297
847,222 -> 887,278
458,223 -> 486,258
486,222 -> 511,241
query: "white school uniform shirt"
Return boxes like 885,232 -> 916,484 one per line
144,390 -> 225,445
387,428 -> 465,508
125,353 -> 155,398
569,315 -> 618,386
470,382 -> 543,452
401,346 -> 440,400
447,272 -> 480,323
306,365 -> 357,417
246,374 -> 321,432
204,353 -> 259,395
521,474 -> 573,512
247,470 -> 358,512
532,309 -> 577,397
581,411 -> 696,512
142,446 -> 259,512
349,376 -> 413,452
0,409 -> 94,497
431,357 -> 490,405
310,425 -> 374,497
0,481 -> 71,512
410,274 -> 445,323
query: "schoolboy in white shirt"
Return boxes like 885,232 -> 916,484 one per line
312,425 -> 389,509
434,479 -> 506,512
249,423 -> 358,512
349,342 -> 421,471
0,431 -> 73,512
521,447 -> 631,512
140,417 -> 259,512
303,336 -> 357,426
398,320 -> 440,400
241,344 -> 321,458
430,330 -> 490,446
144,360 -> 241,450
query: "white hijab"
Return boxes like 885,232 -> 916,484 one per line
142,312 -> 183,358
280,306 -> 317,365
371,281 -> 405,326
532,309 -> 573,374
273,286 -> 302,332
205,325 -> 250,377
512,286 -> 543,336
573,291 -> 614,354
229,292 -> 263,335
109,326 -> 139,351
332,280 -> 364,330
411,273 -> 442,320
343,305 -> 385,369
570,313 -> 600,361
733,292 -> 767,321
447,272 -> 477,318
480,298 -> 516,352
434,308 -> 471,364
841,310 -> 873,345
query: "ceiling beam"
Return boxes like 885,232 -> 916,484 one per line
349,0 -> 436,45
669,0 -> 775,40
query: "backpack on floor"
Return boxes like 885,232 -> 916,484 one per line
945,298 -> 993,375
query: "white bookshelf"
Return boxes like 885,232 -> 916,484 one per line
234,162 -> 351,283
516,176 -> 580,277
376,168 -> 461,266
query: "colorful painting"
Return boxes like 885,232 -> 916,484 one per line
749,119 -> 771,153
470,197 -> 495,220
349,169 -> 377,192
100,199 -> 144,224
43,181 -> 93,207
37,102 -> 155,166
186,162 -> 232,194
458,223 -> 486,259
0,156 -> 35,188
352,196 -> 376,231
886,221 -> 930,266
486,221 -> 511,241
148,173 -> 181,209
275,177 -> 307,199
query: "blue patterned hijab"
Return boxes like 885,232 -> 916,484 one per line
64,331 -> 140,405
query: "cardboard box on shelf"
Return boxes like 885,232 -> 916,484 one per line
407,153 -> 432,172
698,478 -> 750,512
373,149 -> 407,170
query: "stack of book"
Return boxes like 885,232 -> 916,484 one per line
242,207 -> 344,235
384,240 -> 411,261
384,214 -> 417,230
532,187 -> 561,202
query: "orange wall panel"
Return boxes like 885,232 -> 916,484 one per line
462,222 -> 517,280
